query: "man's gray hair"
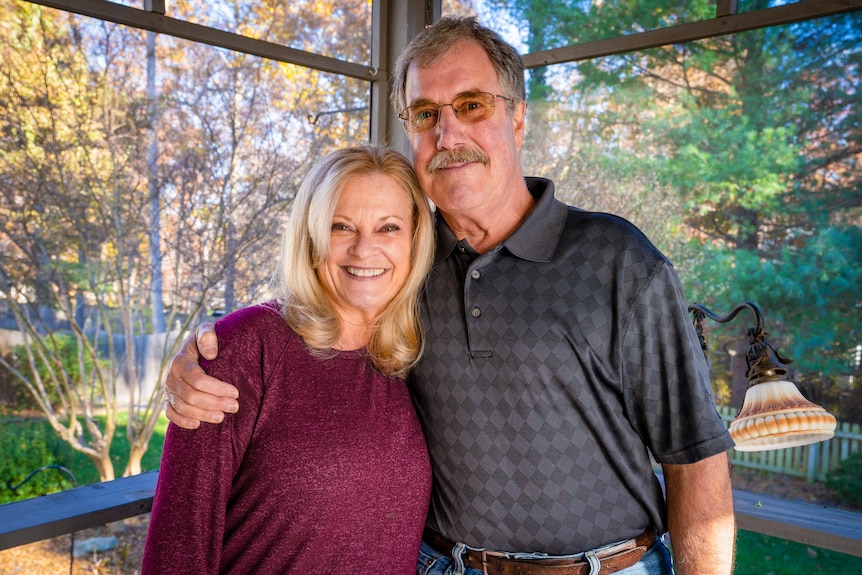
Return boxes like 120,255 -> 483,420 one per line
390,16 -> 526,114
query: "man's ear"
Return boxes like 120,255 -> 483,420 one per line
512,100 -> 527,150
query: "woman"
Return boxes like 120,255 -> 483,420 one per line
142,145 -> 436,574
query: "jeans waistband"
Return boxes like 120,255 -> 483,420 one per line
422,528 -> 657,575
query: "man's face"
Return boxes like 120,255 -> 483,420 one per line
404,39 -> 526,223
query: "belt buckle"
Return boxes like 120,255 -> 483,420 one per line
480,548 -> 511,575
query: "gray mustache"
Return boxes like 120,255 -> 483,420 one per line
427,148 -> 490,174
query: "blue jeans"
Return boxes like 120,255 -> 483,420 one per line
415,536 -> 674,575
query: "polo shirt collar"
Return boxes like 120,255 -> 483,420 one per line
434,177 -> 568,264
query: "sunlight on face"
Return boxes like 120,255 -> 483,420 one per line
405,39 -> 525,222
318,173 -> 414,327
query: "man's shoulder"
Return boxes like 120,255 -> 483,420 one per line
564,205 -> 635,227
564,207 -> 655,244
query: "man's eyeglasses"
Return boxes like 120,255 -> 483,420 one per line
398,92 -> 514,133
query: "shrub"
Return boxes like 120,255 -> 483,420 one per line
0,411 -> 169,504
0,347 -> 41,410
825,452 -> 862,508
0,417 -> 74,504
0,333 -> 107,413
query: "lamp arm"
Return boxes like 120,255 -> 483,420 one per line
688,302 -> 765,367
687,301 -> 765,343
688,301 -> 792,385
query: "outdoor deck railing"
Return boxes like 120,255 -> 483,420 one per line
1,469 -> 861,559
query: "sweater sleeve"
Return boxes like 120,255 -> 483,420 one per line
142,420 -> 234,573
142,304 -> 281,574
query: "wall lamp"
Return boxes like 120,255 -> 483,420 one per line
689,302 -> 837,451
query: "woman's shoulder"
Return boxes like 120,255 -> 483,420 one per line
200,300 -> 297,387
216,299 -> 283,326
213,300 -> 295,349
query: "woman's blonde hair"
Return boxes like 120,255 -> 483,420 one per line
275,145 -> 435,378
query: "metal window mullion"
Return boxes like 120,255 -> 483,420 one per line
522,0 -> 862,68
31,0 -> 376,81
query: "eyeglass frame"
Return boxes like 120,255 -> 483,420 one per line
397,91 -> 516,133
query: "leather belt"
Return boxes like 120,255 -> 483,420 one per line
423,528 -> 656,575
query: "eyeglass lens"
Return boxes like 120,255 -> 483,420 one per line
400,92 -> 499,133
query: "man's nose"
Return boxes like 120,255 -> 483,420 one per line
434,105 -> 465,149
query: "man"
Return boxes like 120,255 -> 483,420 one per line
165,17 -> 735,575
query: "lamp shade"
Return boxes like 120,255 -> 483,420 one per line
689,301 -> 838,452
728,379 -> 837,451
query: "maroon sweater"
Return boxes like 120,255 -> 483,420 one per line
142,302 -> 432,574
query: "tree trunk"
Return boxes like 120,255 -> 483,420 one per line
224,221 -> 236,314
88,451 -> 116,483
124,441 -> 148,477
147,29 -> 166,333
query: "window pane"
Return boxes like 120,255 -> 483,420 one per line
443,0 -> 716,52
737,0 -> 803,14
518,12 -> 860,412
1,2 -> 370,327
112,0 -> 372,63
0,0 -> 373,502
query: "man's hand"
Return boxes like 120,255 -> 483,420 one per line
163,322 -> 239,429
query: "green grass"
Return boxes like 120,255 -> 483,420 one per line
735,530 -> 862,574
0,411 -> 168,504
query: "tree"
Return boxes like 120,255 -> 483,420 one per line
486,1 -> 861,412
0,0 -> 358,480
631,7 -> 862,403
146,28 -> 166,334
0,2 -> 147,480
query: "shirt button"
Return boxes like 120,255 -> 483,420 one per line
470,270 -> 481,280
471,307 -> 481,318
458,246 -> 466,253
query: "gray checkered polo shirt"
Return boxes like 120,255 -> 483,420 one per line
409,177 -> 734,555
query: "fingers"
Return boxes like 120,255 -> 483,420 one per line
167,361 -> 239,416
164,399 -> 201,430
164,367 -> 239,425
162,329 -> 239,428
195,322 -> 218,360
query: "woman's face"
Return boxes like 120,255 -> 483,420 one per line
318,173 -> 415,326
